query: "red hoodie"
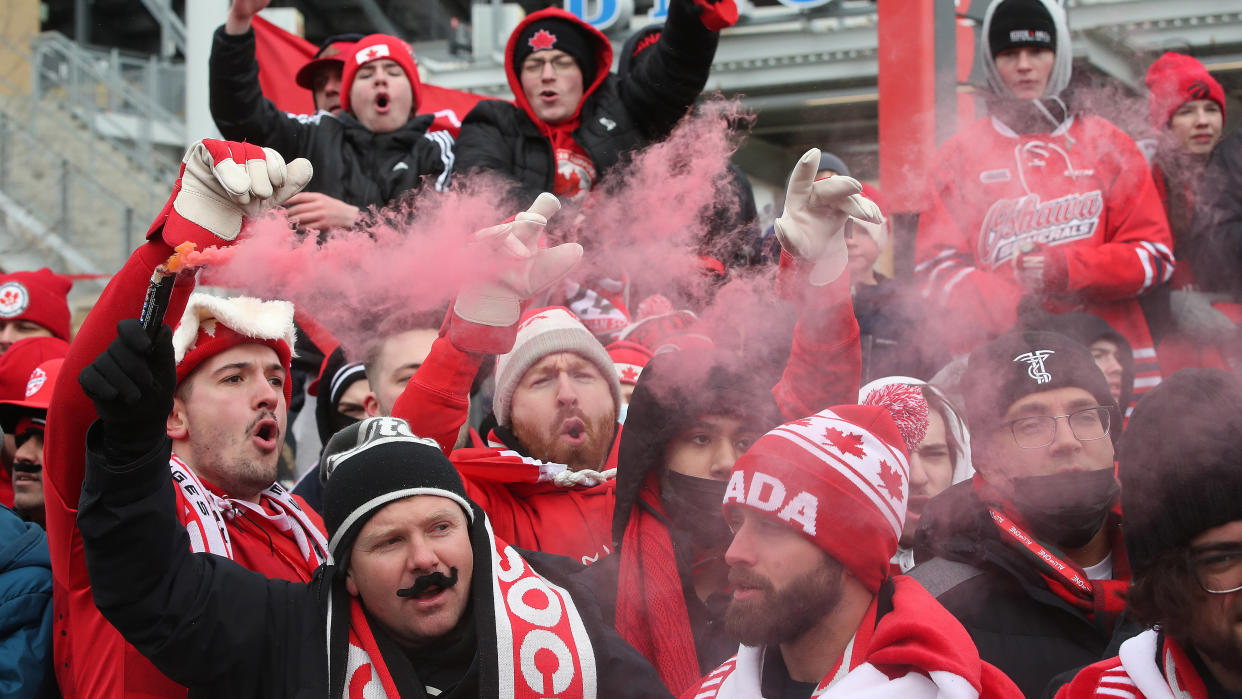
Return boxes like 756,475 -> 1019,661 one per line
504,9 -> 613,202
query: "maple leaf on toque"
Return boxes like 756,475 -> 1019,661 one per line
620,366 -> 640,382
529,29 -> 557,51
823,427 -> 865,459
878,459 -> 904,502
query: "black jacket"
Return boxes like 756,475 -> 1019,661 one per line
453,2 -> 718,207
209,27 -> 453,209
1192,128 -> 1242,298
77,425 -> 671,699
909,481 -> 1121,698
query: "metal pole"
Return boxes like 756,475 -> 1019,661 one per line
75,0 -> 90,44
60,159 -> 70,233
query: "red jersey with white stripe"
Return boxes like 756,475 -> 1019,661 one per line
916,114 -> 1174,404
1055,629 -> 1216,699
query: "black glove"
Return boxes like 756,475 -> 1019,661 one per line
79,319 -> 176,460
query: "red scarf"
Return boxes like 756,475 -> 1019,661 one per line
988,507 -> 1129,629
615,477 -> 701,695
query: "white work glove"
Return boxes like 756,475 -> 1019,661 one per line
449,193 -> 583,353
1171,289 -> 1237,343
774,148 -> 884,286
147,139 -> 313,248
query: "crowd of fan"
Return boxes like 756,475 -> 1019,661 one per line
2,0 -> 1241,697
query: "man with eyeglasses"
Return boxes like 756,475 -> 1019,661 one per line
454,0 -> 737,206
1057,369 -> 1242,697
909,331 -> 1127,697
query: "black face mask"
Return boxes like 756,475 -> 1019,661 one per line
1010,469 -> 1120,550
663,471 -> 731,554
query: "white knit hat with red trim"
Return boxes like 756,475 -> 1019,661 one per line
493,306 -> 621,427
171,293 -> 298,403
724,386 -> 928,593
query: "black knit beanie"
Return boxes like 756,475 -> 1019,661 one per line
1120,369 -> 1242,577
513,18 -> 597,83
314,346 -> 368,446
321,417 -> 475,567
989,0 -> 1056,57
961,331 -> 1118,437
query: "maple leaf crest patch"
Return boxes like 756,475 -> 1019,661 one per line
529,29 -> 557,51
878,459 -> 904,501
823,427 -> 865,459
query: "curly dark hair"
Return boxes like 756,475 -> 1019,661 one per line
1126,546 -> 1201,642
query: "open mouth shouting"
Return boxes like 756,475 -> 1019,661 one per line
375,91 -> 391,113
560,417 -> 587,446
250,416 -> 281,452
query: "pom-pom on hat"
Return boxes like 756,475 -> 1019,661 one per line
0,268 -> 72,342
171,293 -> 297,404
492,306 -> 621,427
339,34 -> 423,115
1145,52 -> 1226,130
319,417 -> 474,566
724,391 -> 928,593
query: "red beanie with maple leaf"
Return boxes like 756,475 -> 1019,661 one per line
723,385 -> 928,593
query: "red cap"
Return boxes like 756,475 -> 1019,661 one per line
0,358 -> 63,433
1146,52 -> 1225,130
339,34 -> 423,114
0,336 -> 69,401
0,268 -> 72,341
295,40 -> 354,90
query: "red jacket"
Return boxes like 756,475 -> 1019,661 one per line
43,238 -> 326,698
394,273 -> 862,564
1056,629 -> 1214,699
916,114 -> 1174,404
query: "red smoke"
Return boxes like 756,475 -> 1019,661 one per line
203,101 -> 759,359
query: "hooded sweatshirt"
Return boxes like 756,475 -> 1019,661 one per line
592,349 -> 782,695
453,2 -> 723,208
915,0 -> 1173,409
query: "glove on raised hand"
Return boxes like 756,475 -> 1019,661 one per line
448,193 -> 584,354
147,139 -> 313,248
1171,289 -> 1238,344
79,319 -> 177,460
774,148 -> 884,286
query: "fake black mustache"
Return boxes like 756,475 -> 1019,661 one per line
396,567 -> 459,598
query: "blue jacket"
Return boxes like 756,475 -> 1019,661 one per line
0,505 -> 56,699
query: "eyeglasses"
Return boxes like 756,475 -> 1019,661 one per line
1188,546 -> 1242,594
521,55 -> 578,76
1005,406 -> 1110,449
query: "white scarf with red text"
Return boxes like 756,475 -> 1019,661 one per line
341,518 -> 598,698
169,453 -> 326,570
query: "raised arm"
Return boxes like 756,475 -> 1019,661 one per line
768,149 -> 883,417
393,193 -> 582,451
211,0 -> 319,157
617,0 -> 736,138
77,321 -> 304,687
